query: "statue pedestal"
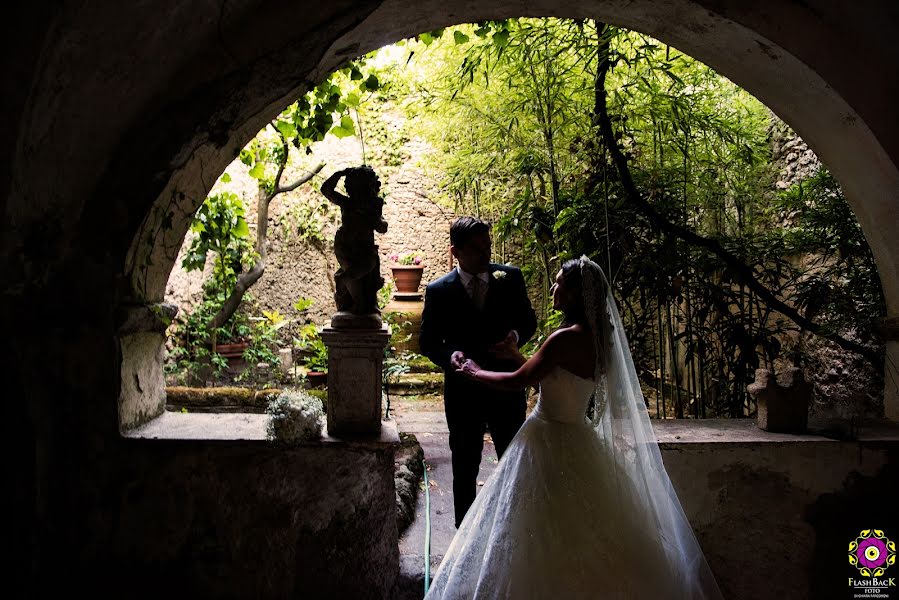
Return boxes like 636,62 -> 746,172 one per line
320,323 -> 391,435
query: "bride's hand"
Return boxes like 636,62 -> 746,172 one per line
456,358 -> 481,379
489,332 -> 524,363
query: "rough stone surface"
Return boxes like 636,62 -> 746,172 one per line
165,386 -> 280,412
6,3 -> 899,598
117,302 -> 178,335
652,423 -> 899,600
321,324 -> 391,434
119,332 -> 167,430
164,105 -> 456,329
769,118 -> 886,422
769,116 -> 823,190
748,367 -> 811,433
394,432 -> 425,534
122,416 -> 400,599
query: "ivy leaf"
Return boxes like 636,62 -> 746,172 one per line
275,120 -> 298,139
239,149 -> 254,167
453,30 -> 470,45
344,92 -> 361,108
419,32 -> 434,45
363,74 -> 380,91
233,218 -> 250,238
330,116 -> 356,138
221,173 -> 232,183
248,162 -> 266,179
492,30 -> 510,47
350,66 -> 363,80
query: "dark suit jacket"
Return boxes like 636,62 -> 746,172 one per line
419,263 -> 537,402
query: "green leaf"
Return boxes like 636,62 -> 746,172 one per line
221,173 -> 232,183
344,92 -> 361,108
232,217 -> 250,238
453,30 -> 470,45
492,30 -> 510,47
239,149 -> 254,167
275,120 -> 298,139
419,32 -> 434,45
330,125 -> 355,139
248,162 -> 266,179
363,74 -> 380,91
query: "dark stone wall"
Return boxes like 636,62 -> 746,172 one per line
4,2 -> 899,597
33,437 -> 398,599
662,438 -> 899,600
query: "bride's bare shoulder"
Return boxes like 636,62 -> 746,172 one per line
544,324 -> 591,350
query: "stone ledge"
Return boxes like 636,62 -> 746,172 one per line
124,411 -> 400,446
125,414 -> 899,445
653,418 -> 899,444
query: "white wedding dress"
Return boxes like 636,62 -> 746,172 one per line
425,366 -> 720,599
425,258 -> 723,600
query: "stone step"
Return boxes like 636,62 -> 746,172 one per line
385,372 -> 443,395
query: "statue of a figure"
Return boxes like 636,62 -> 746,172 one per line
321,166 -> 388,328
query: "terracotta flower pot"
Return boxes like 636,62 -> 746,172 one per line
306,371 -> 328,388
213,341 -> 249,358
391,264 -> 424,295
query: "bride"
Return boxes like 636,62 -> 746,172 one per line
424,256 -> 723,599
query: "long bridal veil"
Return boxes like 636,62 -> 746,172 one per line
581,257 -> 723,599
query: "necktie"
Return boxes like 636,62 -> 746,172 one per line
469,276 -> 486,310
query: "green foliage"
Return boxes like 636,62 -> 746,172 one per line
241,310 -> 287,370
390,17 -> 884,417
278,195 -> 334,245
293,296 -> 314,312
770,169 -> 885,337
182,191 -> 254,292
166,295 -> 251,382
294,322 -> 329,373
390,252 -> 423,265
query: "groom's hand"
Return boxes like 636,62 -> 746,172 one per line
450,351 -> 466,370
489,331 -> 523,362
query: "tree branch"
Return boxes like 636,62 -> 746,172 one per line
210,141 -> 323,332
592,20 -> 880,366
277,162 -> 325,195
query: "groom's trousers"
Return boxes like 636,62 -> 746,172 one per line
445,385 -> 526,528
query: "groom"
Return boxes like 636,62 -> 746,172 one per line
419,216 -> 537,527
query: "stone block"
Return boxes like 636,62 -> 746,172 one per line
748,367 -> 811,433
320,324 -> 391,434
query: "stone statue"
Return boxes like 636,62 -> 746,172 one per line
321,166 -> 388,328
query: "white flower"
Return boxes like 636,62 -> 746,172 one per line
266,389 -> 324,444
492,270 -> 507,280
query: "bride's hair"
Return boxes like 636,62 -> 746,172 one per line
560,258 -> 588,326
563,256 -> 612,370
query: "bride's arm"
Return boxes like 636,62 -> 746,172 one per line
458,328 -> 577,390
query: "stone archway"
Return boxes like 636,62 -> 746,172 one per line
119,0 -> 898,424
5,2 -> 899,597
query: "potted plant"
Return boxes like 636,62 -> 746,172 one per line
389,252 -> 425,296
294,323 -> 329,388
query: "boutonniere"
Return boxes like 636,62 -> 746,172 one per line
492,270 -> 507,280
